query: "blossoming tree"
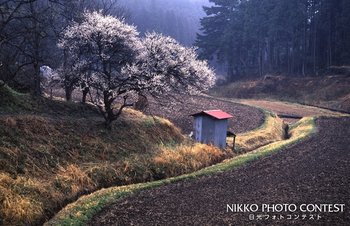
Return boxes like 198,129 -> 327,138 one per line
124,32 -> 216,103
59,11 -> 141,127
59,12 -> 215,128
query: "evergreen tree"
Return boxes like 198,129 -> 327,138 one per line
196,0 -> 242,81
196,0 -> 350,79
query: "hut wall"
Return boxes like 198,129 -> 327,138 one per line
201,116 -> 215,144
193,115 -> 228,148
214,120 -> 228,148
194,116 -> 203,141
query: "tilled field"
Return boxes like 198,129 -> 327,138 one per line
90,117 -> 350,225
147,95 -> 265,135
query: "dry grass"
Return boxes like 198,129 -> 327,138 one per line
153,143 -> 227,178
233,113 -> 286,152
0,173 -> 44,225
0,85 -> 285,225
54,165 -> 96,197
0,97 -> 226,226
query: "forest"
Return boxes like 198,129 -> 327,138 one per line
197,0 -> 350,80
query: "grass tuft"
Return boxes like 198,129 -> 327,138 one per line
0,173 -> 44,226
152,143 -> 227,178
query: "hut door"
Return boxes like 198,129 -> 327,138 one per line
195,117 -> 202,141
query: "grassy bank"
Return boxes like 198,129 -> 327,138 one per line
45,116 -> 317,226
233,112 -> 286,152
0,85 -> 228,226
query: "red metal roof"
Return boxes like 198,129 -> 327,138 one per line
191,110 -> 233,120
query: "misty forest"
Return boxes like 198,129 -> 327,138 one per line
0,0 -> 350,226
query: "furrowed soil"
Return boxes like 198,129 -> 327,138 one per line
90,117 -> 350,225
147,95 -> 264,134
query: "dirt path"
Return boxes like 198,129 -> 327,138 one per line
241,99 -> 344,119
90,117 -> 350,225
238,99 -> 346,124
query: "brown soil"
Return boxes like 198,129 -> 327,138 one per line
90,117 -> 350,226
147,95 -> 265,135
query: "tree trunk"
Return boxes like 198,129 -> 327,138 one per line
103,91 -> 115,130
31,2 -> 42,96
302,11 -> 307,76
82,87 -> 89,103
312,3 -> 317,74
33,62 -> 41,96
105,118 -> 113,130
65,85 -> 74,101
258,41 -> 263,77
101,91 -> 133,129
227,62 -> 234,82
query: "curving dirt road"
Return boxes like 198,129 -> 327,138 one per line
90,117 -> 350,225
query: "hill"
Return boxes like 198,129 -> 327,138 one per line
0,85 -> 227,225
211,74 -> 350,112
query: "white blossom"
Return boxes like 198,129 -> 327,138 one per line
123,32 -> 216,97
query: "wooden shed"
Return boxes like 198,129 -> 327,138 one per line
191,110 -> 233,148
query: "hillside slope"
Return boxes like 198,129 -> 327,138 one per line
0,85 -> 227,225
211,75 -> 350,112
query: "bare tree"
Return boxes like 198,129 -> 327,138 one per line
0,0 -> 51,95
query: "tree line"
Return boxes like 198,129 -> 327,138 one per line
196,0 -> 350,80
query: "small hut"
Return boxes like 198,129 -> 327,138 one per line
191,110 -> 233,148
